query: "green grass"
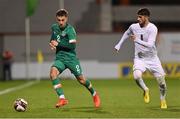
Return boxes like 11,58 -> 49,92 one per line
0,78 -> 180,118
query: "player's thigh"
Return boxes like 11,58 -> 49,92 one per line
66,59 -> 82,77
52,60 -> 66,73
133,58 -> 146,72
148,58 -> 165,77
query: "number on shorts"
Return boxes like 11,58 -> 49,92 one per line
76,65 -> 80,73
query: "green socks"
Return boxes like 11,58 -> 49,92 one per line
84,79 -> 96,96
52,78 -> 64,98
52,78 -> 96,97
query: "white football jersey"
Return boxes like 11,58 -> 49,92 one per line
115,22 -> 158,59
130,23 -> 158,58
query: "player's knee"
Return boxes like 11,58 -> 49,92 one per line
50,72 -> 57,80
50,67 -> 59,80
76,75 -> 86,84
133,70 -> 142,80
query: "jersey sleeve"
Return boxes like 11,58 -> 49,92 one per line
134,25 -> 157,47
50,32 -> 56,41
114,25 -> 133,50
50,24 -> 58,42
68,27 -> 77,43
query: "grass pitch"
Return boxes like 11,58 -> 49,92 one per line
0,78 -> 180,118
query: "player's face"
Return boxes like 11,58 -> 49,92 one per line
137,15 -> 147,27
56,16 -> 68,28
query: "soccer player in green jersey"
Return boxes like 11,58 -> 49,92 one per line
49,9 -> 100,108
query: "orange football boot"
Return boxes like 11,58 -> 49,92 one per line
55,98 -> 68,108
93,93 -> 101,108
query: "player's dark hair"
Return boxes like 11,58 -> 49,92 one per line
137,8 -> 150,17
56,9 -> 68,17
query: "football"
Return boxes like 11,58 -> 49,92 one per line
13,98 -> 28,112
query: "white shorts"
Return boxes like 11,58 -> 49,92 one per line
133,56 -> 165,78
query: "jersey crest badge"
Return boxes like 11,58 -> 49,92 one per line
61,31 -> 66,37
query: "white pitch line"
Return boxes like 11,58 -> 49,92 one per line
0,80 -> 39,95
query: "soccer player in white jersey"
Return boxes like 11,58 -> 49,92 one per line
114,8 -> 167,109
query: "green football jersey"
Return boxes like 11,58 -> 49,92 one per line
50,23 -> 77,56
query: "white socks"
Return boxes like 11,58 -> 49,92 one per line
156,76 -> 167,100
133,70 -> 148,91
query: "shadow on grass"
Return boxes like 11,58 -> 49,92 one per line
61,106 -> 111,114
149,106 -> 180,112
165,106 -> 180,112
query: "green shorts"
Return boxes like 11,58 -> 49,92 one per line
52,56 -> 82,77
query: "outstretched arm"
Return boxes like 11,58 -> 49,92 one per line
114,28 -> 132,52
